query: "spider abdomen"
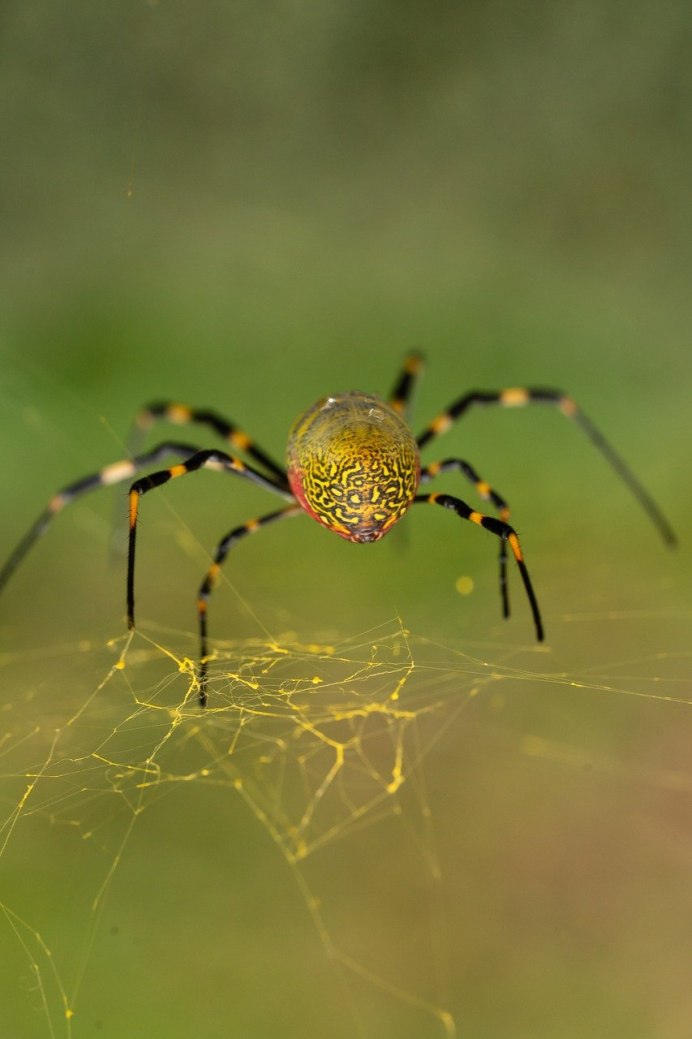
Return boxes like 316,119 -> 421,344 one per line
287,392 -> 420,543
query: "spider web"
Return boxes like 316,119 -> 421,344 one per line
1,592 -> 690,1039
0,369 -> 688,1038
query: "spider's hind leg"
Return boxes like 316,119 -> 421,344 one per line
195,505 -> 302,705
415,491 -> 544,644
420,459 -> 513,620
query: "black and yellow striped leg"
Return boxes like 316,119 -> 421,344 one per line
416,388 -> 676,547
196,505 -> 302,705
415,492 -> 544,643
0,440 -> 213,594
389,352 -> 424,419
127,449 -> 294,631
127,402 -> 289,486
420,459 -> 513,618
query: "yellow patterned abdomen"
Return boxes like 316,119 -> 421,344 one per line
287,393 -> 420,543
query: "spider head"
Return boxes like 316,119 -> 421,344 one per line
287,392 -> 420,543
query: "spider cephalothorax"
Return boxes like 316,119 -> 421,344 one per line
286,393 -> 420,543
0,353 -> 675,705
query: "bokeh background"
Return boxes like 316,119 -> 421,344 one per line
1,2 -> 690,1037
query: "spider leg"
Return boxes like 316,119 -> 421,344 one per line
416,387 -> 676,547
389,352 -> 424,420
195,504 -> 302,705
127,449 -> 294,631
414,492 -> 544,643
0,440 -> 222,593
127,402 -> 288,486
420,459 -> 512,619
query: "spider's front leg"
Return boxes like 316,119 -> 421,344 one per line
0,440 -> 206,594
420,459 -> 513,620
415,491 -> 544,643
127,402 -> 289,486
388,351 -> 424,420
417,387 -> 676,547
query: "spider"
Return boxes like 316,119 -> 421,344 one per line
0,353 -> 675,706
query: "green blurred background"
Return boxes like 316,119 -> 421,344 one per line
1,2 -> 690,1037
